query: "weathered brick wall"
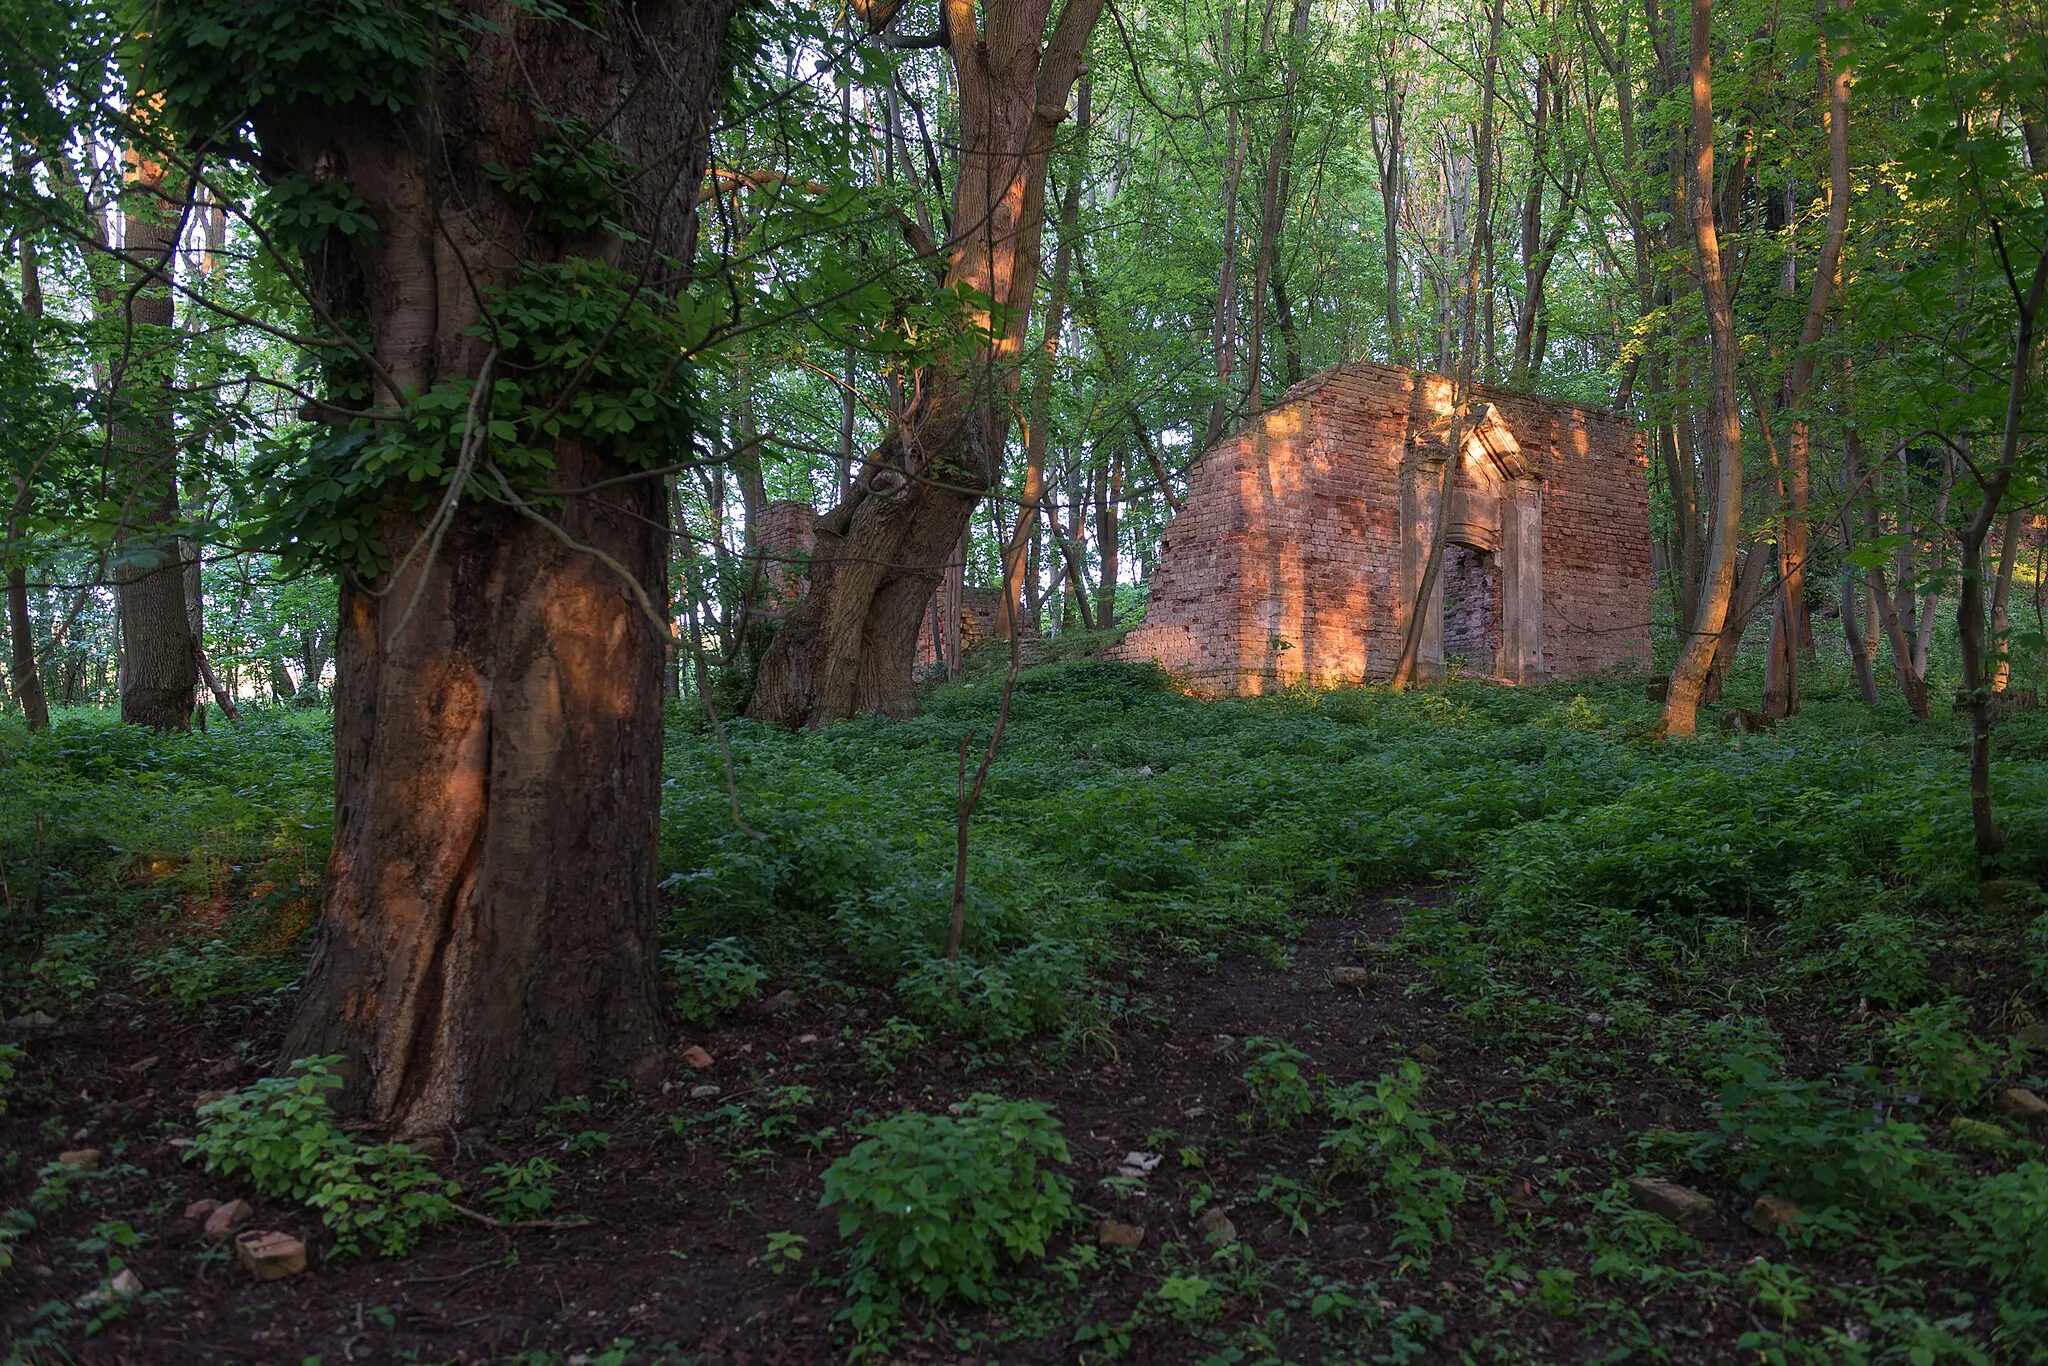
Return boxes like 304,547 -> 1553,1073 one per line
1478,389 -> 1653,681
915,587 -> 1015,670
754,499 -> 817,610
1115,360 -> 1651,693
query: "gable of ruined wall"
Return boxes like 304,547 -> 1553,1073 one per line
1471,387 -> 1653,677
1116,360 -> 1653,693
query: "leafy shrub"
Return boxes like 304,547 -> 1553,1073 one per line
1953,1162 -> 2048,1296
856,1016 -> 931,1081
1321,1060 -> 1466,1254
0,1041 -> 20,1115
481,1155 -> 561,1220
895,940 -> 1080,1044
1689,1054 -> 1951,1222
0,1206 -> 29,1271
819,1094 -> 1076,1327
188,1056 -> 459,1257
27,930 -> 103,1007
133,939 -> 301,1015
664,938 -> 766,1025
1241,1036 -> 1316,1129
1880,1001 -> 2000,1110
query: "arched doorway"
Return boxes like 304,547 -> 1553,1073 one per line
1399,402 -> 1546,683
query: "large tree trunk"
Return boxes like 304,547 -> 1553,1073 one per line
285,447 -> 670,1130
113,147 -> 196,731
212,0 -> 737,1132
1656,0 -> 1745,737
747,0 -> 1105,727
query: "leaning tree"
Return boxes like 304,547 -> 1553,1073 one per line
745,0 -> 1106,726
135,0 -> 735,1133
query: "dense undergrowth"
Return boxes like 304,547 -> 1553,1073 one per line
6,628 -> 2048,1358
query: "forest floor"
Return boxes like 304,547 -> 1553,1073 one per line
4,888 -> 1912,1364
6,638 -> 2048,1363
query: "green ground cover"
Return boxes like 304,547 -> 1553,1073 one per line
6,632 -> 2048,1360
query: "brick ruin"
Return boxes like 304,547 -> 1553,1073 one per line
753,499 -> 817,614
1113,359 -> 1651,693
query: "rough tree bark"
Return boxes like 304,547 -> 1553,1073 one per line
213,0 -> 739,1133
113,144 -> 197,731
1655,0 -> 1745,738
747,0 -> 1106,726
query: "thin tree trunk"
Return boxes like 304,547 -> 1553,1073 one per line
1957,222 -> 2048,855
1990,507 -> 2024,690
1840,522 -> 1879,703
1004,75 -> 1090,639
8,190 -> 50,732
1865,507 -> 1931,718
1762,15 -> 1851,718
1372,86 -> 1406,359
1389,0 -> 1502,689
1095,449 -> 1123,627
1207,7 -> 1249,448
1700,535 -> 1770,706
1245,0 -> 1310,415
196,645 -> 239,721
1509,15 -> 1555,385
1839,428 -> 1880,704
1073,247 -> 1181,513
1054,488 -> 1096,630
1656,0 -> 1746,737
7,569 -> 48,730
1913,449 -> 1955,681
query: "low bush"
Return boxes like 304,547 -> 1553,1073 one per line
1687,1053 -> 1954,1224
664,937 -> 766,1025
819,1094 -> 1076,1328
1320,1060 -> 1465,1255
1241,1036 -> 1316,1129
187,1056 -> 459,1257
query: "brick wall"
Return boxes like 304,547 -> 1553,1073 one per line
753,499 -> 816,611
1115,360 -> 1651,693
